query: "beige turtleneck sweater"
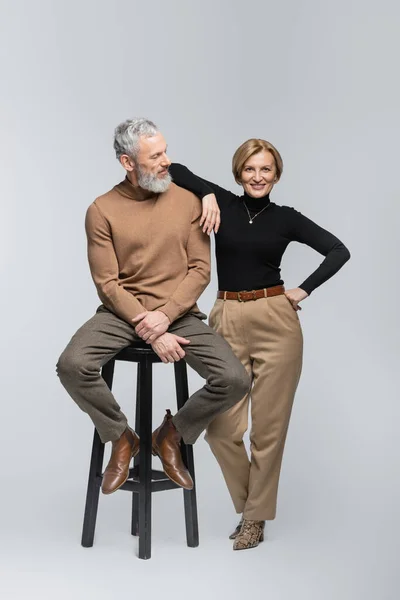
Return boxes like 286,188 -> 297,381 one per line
85,177 -> 210,325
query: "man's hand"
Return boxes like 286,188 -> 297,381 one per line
284,288 -> 309,311
132,310 -> 170,343
151,332 -> 190,363
200,193 -> 221,235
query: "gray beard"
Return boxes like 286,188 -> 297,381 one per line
137,166 -> 172,193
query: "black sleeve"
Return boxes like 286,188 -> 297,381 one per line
169,163 -> 236,205
286,207 -> 351,294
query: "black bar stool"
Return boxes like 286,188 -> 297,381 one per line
80,341 -> 199,559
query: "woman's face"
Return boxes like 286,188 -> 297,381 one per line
240,150 -> 277,198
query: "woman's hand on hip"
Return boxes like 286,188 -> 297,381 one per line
284,288 -> 309,311
200,193 -> 221,235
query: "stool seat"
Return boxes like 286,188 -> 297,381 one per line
81,343 -> 199,559
116,342 -> 163,362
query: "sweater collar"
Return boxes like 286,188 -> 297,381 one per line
114,176 -> 158,201
241,191 -> 271,211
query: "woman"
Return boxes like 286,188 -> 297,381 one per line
169,139 -> 350,551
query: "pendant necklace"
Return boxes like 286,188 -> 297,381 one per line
243,200 -> 270,224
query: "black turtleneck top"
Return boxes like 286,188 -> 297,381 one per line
169,163 -> 350,294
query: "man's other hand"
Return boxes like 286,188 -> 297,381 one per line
151,333 -> 190,363
132,310 -> 170,342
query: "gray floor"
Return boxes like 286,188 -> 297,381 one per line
1,435 -> 398,600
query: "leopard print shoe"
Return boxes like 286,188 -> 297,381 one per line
228,516 -> 244,540
233,519 -> 265,551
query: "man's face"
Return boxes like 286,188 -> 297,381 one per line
135,133 -> 172,193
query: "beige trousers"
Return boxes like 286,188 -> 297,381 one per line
205,294 -> 303,520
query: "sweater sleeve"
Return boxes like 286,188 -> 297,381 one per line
85,202 -> 146,323
286,207 -> 351,295
159,200 -> 211,322
169,163 -> 235,204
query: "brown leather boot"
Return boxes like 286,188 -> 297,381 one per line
152,409 -> 193,490
101,427 -> 140,495
229,516 -> 244,539
233,519 -> 265,550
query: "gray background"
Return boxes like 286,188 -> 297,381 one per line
1,0 -> 399,598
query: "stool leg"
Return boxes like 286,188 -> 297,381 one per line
81,359 -> 115,547
137,356 -> 153,559
81,429 -> 104,547
131,366 -> 141,537
174,361 -> 199,548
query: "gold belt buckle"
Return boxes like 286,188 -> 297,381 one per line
237,291 -> 244,302
252,290 -> 257,300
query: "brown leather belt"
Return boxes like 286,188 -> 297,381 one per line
217,285 -> 285,302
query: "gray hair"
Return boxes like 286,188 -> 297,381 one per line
113,118 -> 159,160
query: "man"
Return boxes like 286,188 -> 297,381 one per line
57,118 -> 250,495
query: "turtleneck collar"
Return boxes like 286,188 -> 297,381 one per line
242,191 -> 271,211
114,176 -> 158,201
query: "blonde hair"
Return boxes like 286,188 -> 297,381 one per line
232,138 -> 283,184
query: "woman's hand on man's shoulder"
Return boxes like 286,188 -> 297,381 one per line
200,193 -> 221,235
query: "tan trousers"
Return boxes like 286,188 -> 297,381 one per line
205,294 -> 303,520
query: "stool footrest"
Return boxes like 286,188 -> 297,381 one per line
96,469 -> 179,492
120,479 -> 180,493
151,479 -> 180,492
129,467 -> 167,481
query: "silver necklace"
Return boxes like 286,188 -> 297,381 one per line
243,200 -> 270,224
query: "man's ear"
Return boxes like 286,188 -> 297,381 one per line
120,154 -> 135,173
